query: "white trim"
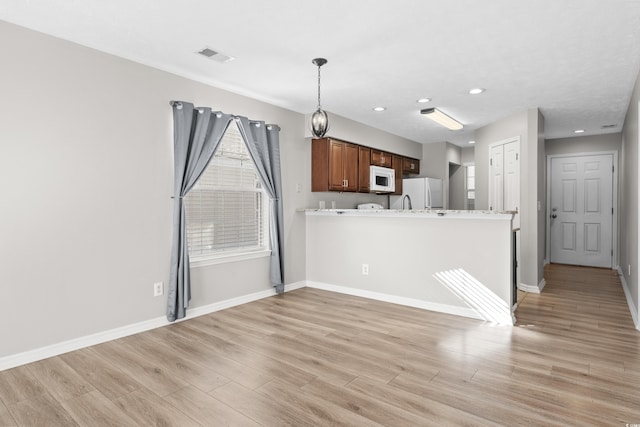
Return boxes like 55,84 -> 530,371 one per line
0,281 -> 305,372
617,267 -> 640,330
546,151 -> 619,268
306,281 -> 514,326
518,278 -> 545,294
190,249 -> 271,268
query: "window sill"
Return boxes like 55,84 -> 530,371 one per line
190,249 -> 271,268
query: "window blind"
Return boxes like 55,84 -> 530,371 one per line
184,121 -> 268,257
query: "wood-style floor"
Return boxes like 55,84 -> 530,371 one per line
1,264 -> 639,426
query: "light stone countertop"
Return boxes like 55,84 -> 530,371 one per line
300,208 -> 516,220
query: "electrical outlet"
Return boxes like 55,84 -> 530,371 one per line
153,282 -> 163,297
362,264 -> 369,275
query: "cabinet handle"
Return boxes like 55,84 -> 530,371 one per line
345,179 -> 348,187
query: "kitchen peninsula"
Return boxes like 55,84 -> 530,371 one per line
303,209 -> 515,325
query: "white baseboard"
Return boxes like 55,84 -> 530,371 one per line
617,267 -> 639,330
538,278 -> 546,292
306,281 -> 514,325
0,281 -> 305,372
517,279 -> 544,294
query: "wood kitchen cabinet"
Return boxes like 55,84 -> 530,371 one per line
371,149 -> 393,167
312,138 -> 358,192
403,157 -> 420,174
358,147 -> 371,193
391,155 -> 404,195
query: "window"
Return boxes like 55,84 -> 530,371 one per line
184,121 -> 269,261
465,164 -> 475,210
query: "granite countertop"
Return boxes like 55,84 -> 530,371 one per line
300,208 -> 516,220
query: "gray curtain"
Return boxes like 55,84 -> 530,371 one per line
236,117 -> 285,292
168,102 -> 232,321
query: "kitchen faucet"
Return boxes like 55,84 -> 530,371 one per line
402,194 -> 412,210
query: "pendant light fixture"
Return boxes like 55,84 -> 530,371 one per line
310,58 -> 329,138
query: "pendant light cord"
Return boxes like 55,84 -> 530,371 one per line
317,65 -> 322,109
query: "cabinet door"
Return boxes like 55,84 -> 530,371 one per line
371,149 -> 392,167
403,157 -> 420,174
392,155 -> 403,195
328,140 -> 346,191
343,143 -> 359,192
358,147 -> 371,192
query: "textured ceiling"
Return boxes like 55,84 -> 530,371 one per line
2,0 -> 640,145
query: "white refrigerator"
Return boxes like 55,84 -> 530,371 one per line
389,177 -> 444,209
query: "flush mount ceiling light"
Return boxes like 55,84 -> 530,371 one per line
468,140 -> 476,144
420,108 -> 464,130
373,106 -> 386,112
469,88 -> 485,95
310,58 -> 329,138
417,98 -> 431,103
574,129 -> 585,133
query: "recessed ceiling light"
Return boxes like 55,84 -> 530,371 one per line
574,129 -> 585,134
373,106 -> 386,112
469,88 -> 485,95
417,98 -> 431,103
468,140 -> 476,144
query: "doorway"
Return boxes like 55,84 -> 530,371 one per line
547,153 -> 617,268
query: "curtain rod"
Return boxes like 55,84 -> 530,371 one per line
169,101 -> 280,130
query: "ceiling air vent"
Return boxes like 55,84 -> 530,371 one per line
601,124 -> 617,129
197,47 -> 235,63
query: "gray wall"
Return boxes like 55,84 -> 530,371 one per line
546,133 -> 622,156
306,213 -> 514,323
621,71 -> 640,319
0,20 -> 421,359
474,109 -> 545,290
421,142 -> 447,179
421,142 -> 461,209
461,146 -> 475,164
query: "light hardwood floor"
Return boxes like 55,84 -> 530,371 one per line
1,263 -> 639,426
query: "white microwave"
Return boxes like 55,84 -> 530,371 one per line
369,165 -> 395,193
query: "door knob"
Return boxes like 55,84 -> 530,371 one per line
551,213 -> 557,219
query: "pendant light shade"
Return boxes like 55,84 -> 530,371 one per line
311,108 -> 329,138
311,58 -> 329,138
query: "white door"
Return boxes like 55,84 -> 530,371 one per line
489,144 -> 504,211
490,140 -> 520,227
549,154 -> 613,268
503,141 -> 520,228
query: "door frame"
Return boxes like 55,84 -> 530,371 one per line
546,151 -> 619,268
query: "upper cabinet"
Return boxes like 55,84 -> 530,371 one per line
391,155 -> 404,195
312,138 -> 358,192
358,146 -> 371,193
403,157 -> 420,174
371,149 -> 393,168
312,138 -> 420,193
